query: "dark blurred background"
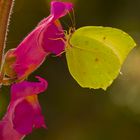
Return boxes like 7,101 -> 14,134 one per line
1,0 -> 140,140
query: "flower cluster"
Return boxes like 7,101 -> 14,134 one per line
0,1 -> 73,140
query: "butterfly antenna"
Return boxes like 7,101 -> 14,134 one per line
72,8 -> 76,28
60,19 -> 72,34
67,10 -> 75,29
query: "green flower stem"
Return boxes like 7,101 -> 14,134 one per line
0,0 -> 14,70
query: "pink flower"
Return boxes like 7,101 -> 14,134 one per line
3,1 -> 73,81
0,76 -> 48,140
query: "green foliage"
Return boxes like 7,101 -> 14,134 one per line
66,26 -> 136,90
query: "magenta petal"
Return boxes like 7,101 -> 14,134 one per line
33,114 -> 47,129
13,100 -> 34,134
41,1 -> 73,54
11,76 -> 48,101
3,1 -> 73,79
40,1 -> 73,55
13,27 -> 48,79
12,96 -> 46,135
0,77 -> 48,139
13,98 -> 46,134
51,1 -> 73,19
13,95 -> 46,134
42,21 -> 65,54
0,119 -> 24,140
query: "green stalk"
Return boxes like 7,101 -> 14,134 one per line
0,0 -> 14,84
0,0 -> 14,70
